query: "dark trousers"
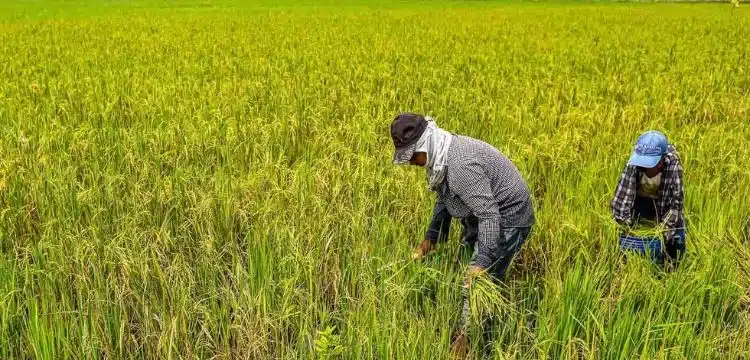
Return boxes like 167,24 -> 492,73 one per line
633,197 -> 686,267
459,216 -> 531,281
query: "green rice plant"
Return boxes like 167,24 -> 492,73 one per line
628,220 -> 666,239
0,1 -> 749,359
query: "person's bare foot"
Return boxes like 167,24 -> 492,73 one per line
450,332 -> 469,359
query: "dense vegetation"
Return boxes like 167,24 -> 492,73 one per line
1,1 -> 749,358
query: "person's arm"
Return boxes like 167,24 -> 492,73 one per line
611,165 -> 637,227
452,164 -> 502,270
661,160 -> 684,240
425,200 -> 452,245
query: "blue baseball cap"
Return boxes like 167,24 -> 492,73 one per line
628,131 -> 668,168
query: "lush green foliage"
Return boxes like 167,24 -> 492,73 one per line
1,1 -> 749,359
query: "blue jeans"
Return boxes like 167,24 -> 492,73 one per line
633,197 -> 686,266
460,216 -> 531,281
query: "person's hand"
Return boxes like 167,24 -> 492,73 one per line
465,265 -> 486,288
411,239 -> 436,260
662,228 -> 677,244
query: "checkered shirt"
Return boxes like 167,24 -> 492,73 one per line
611,145 -> 684,238
426,135 -> 534,269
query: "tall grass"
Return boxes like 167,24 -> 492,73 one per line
0,1 -> 749,359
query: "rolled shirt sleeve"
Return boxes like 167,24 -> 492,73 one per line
425,200 -> 452,244
611,165 -> 637,226
662,160 -> 684,240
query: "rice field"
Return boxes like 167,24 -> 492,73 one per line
1,1 -> 750,359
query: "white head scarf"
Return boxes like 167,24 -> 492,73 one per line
414,117 -> 453,191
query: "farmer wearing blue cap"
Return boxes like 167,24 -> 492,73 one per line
611,130 -> 686,266
390,112 -> 534,357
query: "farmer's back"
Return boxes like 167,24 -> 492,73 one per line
438,135 -> 534,228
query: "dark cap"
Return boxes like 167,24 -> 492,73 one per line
391,113 -> 428,164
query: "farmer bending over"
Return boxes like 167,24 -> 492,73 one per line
390,113 -> 534,356
611,130 -> 686,267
